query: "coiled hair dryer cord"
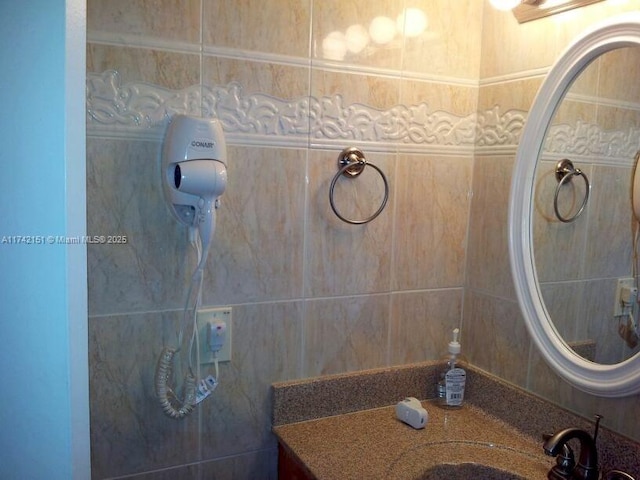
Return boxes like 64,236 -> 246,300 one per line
154,347 -> 197,419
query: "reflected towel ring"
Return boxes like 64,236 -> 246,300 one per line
329,147 -> 389,225
553,159 -> 590,223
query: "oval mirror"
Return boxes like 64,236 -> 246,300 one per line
509,13 -> 640,397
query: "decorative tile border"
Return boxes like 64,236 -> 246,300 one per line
543,120 -> 640,165
86,70 -> 639,164
86,70 -> 523,152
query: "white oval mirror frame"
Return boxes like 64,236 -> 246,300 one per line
509,13 -> 640,397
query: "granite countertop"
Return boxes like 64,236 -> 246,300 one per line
272,363 -> 640,479
274,400 -> 552,480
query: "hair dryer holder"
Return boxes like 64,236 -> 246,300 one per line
161,115 -> 227,246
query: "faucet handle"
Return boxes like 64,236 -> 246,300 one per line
543,433 -> 576,480
593,414 -> 603,442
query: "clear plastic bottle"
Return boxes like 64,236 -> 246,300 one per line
436,328 -> 467,408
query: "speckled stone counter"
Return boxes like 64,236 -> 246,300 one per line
272,362 -> 640,479
275,400 -> 551,479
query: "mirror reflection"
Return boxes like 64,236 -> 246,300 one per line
533,46 -> 640,365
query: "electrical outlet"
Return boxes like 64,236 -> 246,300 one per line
196,307 -> 232,364
613,278 -> 636,317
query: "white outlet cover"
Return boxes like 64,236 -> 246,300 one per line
196,307 -> 232,363
613,278 -> 635,317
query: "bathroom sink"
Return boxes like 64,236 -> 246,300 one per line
420,462 -> 526,479
384,440 -> 550,479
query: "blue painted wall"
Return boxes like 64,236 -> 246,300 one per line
0,1 -> 89,478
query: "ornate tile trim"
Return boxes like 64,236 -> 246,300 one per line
543,121 -> 640,166
86,70 -> 526,153
86,70 -> 640,164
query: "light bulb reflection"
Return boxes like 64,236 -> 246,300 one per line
369,16 -> 397,45
345,24 -> 370,54
396,8 -> 427,38
322,31 -> 347,60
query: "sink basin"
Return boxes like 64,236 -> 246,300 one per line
384,440 -> 550,480
420,462 -> 526,479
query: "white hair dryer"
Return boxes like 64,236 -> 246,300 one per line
161,114 -> 227,259
156,115 -> 227,419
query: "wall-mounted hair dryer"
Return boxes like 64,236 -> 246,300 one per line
161,114 -> 227,257
157,114 -> 227,419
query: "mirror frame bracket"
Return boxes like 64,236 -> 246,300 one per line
509,13 -> 640,397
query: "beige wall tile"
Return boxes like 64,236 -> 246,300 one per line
401,0 -> 483,79
393,154 -> 472,290
305,150 -> 394,297
202,56 -> 310,99
400,80 -> 478,117
199,302 -> 303,459
533,160 -> 590,283
87,138 -> 194,315
580,278 -> 637,365
203,0 -> 311,58
89,311 -> 200,478
87,44 -> 200,88
88,0 -> 201,43
477,78 -> 542,112
598,46 -> 640,104
464,291 -> 531,388
389,289 -> 463,366
203,146 -> 307,304
303,295 -> 390,376
539,282 -> 583,341
480,0 -> 640,79
480,5 -> 560,79
310,68 -> 400,112
583,165 -> 634,279
466,155 -> 515,299
311,0 -> 404,68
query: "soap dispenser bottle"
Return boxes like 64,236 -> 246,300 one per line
436,328 -> 467,408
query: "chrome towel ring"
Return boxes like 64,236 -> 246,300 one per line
553,159 -> 590,223
329,147 -> 389,225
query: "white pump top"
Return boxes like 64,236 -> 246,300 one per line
448,328 -> 461,355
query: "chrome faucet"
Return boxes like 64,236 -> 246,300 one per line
543,428 -> 598,480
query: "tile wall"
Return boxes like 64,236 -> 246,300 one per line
87,1 -> 480,478
86,0 -> 640,478
534,46 -> 640,364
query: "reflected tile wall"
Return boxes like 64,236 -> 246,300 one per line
533,160 -> 590,283
584,165 -> 634,279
